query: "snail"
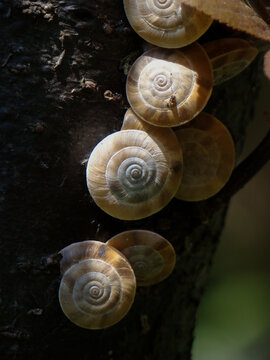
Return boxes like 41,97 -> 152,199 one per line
121,107 -> 183,161
86,129 -> 183,220
106,230 -> 176,286
121,107 -> 158,132
123,0 -> 213,48
126,43 -> 213,127
174,112 -> 235,201
58,240 -> 136,329
203,38 -> 259,85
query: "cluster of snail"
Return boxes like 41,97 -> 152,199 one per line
59,230 -> 175,329
58,0 -> 259,329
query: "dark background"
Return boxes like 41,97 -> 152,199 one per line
194,76 -> 270,360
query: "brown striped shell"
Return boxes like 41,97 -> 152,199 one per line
58,241 -> 136,329
107,230 -> 176,286
175,112 -> 235,201
123,0 -> 213,48
126,44 -> 213,127
86,129 -> 183,220
203,38 -> 258,85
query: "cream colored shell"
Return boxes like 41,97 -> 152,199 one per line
123,0 -> 213,48
126,44 -> 213,127
121,107 -> 156,132
121,107 -> 183,162
203,38 -> 258,85
107,230 -> 176,286
58,241 -> 136,329
86,129 -> 183,220
175,112 -> 235,201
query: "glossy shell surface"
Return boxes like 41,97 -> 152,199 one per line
123,0 -> 213,48
203,38 -> 258,85
126,44 -> 213,127
59,241 -> 136,329
107,230 -> 176,286
121,107 -> 156,132
121,108 -> 183,162
175,112 -> 235,201
86,129 -> 183,220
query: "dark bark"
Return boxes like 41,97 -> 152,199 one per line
0,1 -> 267,359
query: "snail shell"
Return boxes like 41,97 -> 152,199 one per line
121,107 -> 157,132
203,38 -> 258,85
123,0 -> 213,48
121,107 -> 183,164
86,129 -> 183,220
58,241 -> 136,329
106,230 -> 176,286
126,43 -> 213,127
175,112 -> 235,201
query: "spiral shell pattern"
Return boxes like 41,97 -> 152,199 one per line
86,130 -> 183,220
59,241 -> 136,329
203,38 -> 258,85
107,230 -> 176,286
123,0 -> 213,48
126,44 -> 213,127
175,112 -> 235,201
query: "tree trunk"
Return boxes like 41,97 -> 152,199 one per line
0,1 -> 265,359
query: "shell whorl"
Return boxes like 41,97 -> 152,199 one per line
59,241 -> 136,329
126,44 -> 213,127
175,112 -> 235,201
123,0 -> 213,48
86,130 -> 183,220
107,230 -> 176,286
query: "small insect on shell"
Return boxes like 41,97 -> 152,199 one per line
107,230 -> 176,286
86,129 -> 183,220
203,38 -> 259,85
58,241 -> 136,329
175,112 -> 235,202
123,0 -> 213,48
126,43 -> 213,127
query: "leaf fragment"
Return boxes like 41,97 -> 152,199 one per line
182,0 -> 270,41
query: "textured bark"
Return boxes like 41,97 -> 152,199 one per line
0,1 -> 265,359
